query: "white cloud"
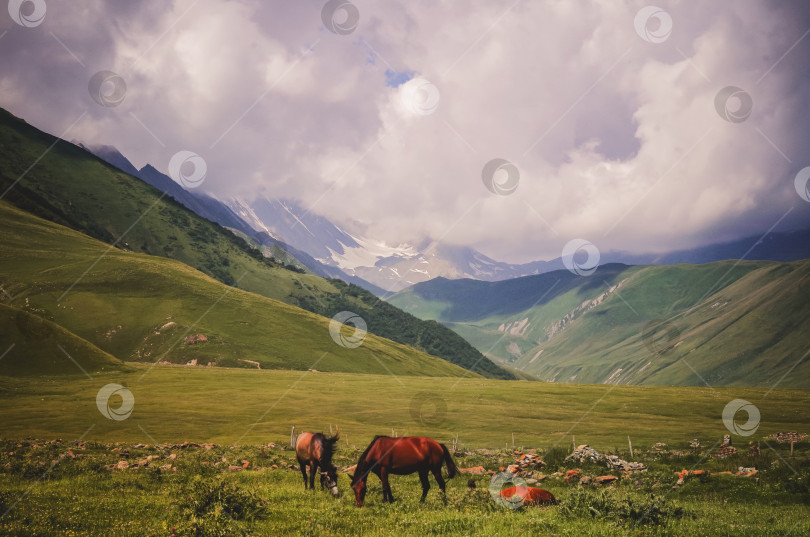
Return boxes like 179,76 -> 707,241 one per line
1,0 -> 808,262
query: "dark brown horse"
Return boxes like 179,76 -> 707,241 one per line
295,432 -> 340,497
350,436 -> 457,507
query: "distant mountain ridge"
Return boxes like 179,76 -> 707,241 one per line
81,143 -> 384,294
224,195 -> 810,293
81,145 -> 810,294
0,108 -> 512,379
390,260 -> 810,389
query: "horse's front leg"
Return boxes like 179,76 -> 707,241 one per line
298,461 -> 308,490
308,462 -> 317,490
380,468 -> 394,503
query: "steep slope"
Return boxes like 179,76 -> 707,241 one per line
390,261 -> 810,388
0,302 -> 127,376
0,108 -> 508,378
0,202 -> 475,377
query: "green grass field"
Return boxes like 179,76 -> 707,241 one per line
1,366 -> 809,536
1,366 -> 808,447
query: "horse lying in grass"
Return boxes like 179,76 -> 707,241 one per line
295,432 -> 340,497
499,485 -> 557,506
350,436 -> 457,507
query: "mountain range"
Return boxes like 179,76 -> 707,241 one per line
82,143 -> 810,296
389,260 -> 810,389
0,107 -> 513,380
4,106 -> 809,389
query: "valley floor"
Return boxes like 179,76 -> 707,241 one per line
0,438 -> 807,536
1,366 -> 808,535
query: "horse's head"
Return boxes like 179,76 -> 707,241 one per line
350,473 -> 367,507
320,466 -> 339,497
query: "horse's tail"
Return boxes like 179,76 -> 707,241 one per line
440,443 -> 457,479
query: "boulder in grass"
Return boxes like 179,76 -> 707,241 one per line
499,486 -> 557,506
564,469 -> 581,483
227,465 -> 243,472
579,476 -> 592,485
596,475 -> 618,484
459,466 -> 487,475
116,460 -> 129,470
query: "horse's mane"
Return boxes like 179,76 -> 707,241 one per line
316,432 -> 339,469
351,435 -> 385,484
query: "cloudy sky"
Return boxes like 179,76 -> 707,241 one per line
2,0 -> 809,262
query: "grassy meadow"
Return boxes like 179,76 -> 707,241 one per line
1,366 -> 809,535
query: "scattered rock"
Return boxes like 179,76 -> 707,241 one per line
459,466 -> 487,475
566,444 -> 647,474
579,476 -> 592,485
565,469 -> 581,483
596,475 -> 618,485
717,445 -> 737,458
227,465 -> 243,472
775,432 -> 805,444
736,467 -> 757,477
184,334 -> 208,345
116,460 -> 129,470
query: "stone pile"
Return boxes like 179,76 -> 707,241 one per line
505,452 -> 545,475
565,445 -> 603,464
775,432 -> 805,444
716,435 -> 737,458
565,445 -> 647,475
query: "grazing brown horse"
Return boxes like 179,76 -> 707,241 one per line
295,432 -> 340,497
350,436 -> 457,507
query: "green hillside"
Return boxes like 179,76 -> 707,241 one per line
0,201 -> 474,378
390,261 -> 810,388
0,108 -> 510,379
0,302 -> 126,376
